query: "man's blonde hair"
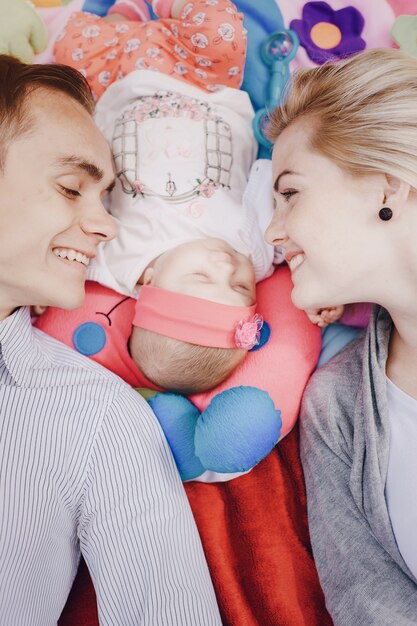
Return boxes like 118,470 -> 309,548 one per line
130,327 -> 246,394
268,48 -> 417,188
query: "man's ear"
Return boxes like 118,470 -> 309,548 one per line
383,174 -> 411,213
142,267 -> 154,285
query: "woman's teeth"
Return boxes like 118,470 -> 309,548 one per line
53,248 -> 89,266
288,253 -> 305,272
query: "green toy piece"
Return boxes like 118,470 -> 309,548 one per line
0,0 -> 48,63
134,386 -> 158,401
392,15 -> 417,58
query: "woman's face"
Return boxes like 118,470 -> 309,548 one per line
265,119 -> 388,311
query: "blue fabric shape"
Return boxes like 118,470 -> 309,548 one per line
82,0 -> 115,16
250,320 -> 271,351
72,322 -> 107,356
235,0 -> 287,158
318,323 -> 362,367
236,0 -> 286,112
148,393 -> 205,481
195,386 -> 281,473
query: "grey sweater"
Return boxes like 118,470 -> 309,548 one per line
300,306 -> 417,625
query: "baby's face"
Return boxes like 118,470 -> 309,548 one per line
147,238 -> 256,306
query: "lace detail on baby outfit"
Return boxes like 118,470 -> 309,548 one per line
112,91 -> 233,203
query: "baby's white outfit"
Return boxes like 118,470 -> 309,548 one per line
88,70 -> 275,296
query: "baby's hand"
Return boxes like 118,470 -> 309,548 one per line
31,305 -> 48,317
305,305 -> 345,328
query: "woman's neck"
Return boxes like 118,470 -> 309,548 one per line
386,314 -> 417,400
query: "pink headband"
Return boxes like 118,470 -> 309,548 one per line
133,285 -> 262,350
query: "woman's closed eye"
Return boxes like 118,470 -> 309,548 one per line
280,189 -> 297,201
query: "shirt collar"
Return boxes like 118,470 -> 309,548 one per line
0,307 -> 36,386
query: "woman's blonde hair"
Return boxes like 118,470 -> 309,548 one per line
130,327 -> 246,395
268,48 -> 417,189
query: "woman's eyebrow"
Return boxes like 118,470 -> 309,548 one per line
273,169 -> 298,192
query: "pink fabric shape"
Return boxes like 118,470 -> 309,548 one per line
152,0 -> 174,18
387,0 -> 417,16
35,268 -> 322,442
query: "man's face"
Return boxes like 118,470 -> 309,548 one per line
0,88 -> 117,320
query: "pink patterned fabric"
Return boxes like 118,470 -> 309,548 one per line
54,0 -> 246,100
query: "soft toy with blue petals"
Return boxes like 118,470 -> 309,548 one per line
36,267 -> 321,482
148,387 -> 281,481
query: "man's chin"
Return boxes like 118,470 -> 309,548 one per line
53,289 -> 85,311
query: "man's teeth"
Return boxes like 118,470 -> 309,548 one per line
289,253 -> 305,271
53,248 -> 89,266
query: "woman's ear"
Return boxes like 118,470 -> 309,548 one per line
142,267 -> 154,285
383,175 -> 411,213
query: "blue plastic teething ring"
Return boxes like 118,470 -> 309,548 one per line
253,29 -> 299,150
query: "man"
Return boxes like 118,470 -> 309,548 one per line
0,55 -> 222,626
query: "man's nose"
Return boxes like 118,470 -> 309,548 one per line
80,202 -> 118,243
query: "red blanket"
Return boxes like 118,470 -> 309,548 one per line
59,425 -> 332,626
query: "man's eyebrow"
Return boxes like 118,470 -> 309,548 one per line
273,169 -> 297,192
57,155 -> 103,180
57,155 -> 116,192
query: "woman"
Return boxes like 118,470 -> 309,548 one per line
265,47 -> 417,625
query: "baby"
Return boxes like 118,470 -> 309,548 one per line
53,0 -> 276,393
51,0 -> 360,393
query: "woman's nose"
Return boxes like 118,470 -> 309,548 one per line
264,212 -> 288,247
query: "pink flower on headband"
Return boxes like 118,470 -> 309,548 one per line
234,314 -> 263,350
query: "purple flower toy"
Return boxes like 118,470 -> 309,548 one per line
290,1 -> 366,64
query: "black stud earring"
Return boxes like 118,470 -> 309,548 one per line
379,207 -> 393,221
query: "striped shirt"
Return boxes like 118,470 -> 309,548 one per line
0,307 -> 222,626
